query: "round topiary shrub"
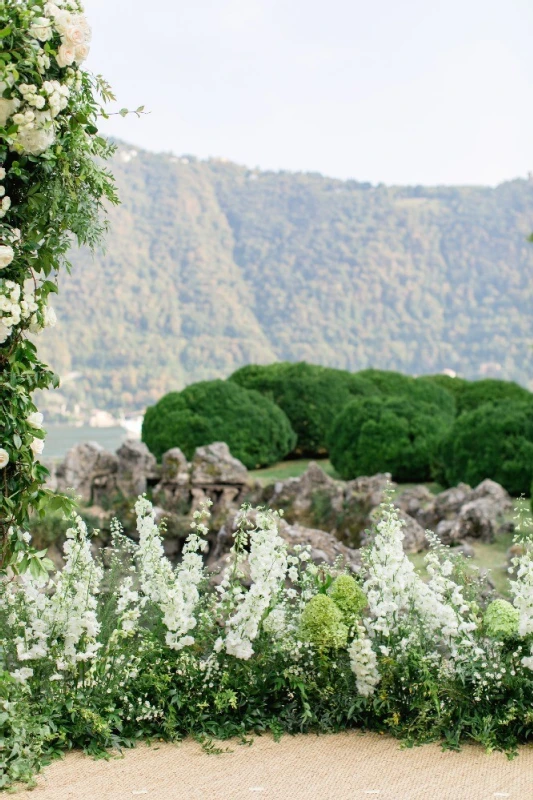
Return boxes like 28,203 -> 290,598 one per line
438,401 -> 533,495
327,395 -> 449,482
299,594 -> 348,650
357,369 -> 456,420
453,379 -> 532,415
483,599 -> 519,639
229,362 -> 377,457
142,380 -> 297,469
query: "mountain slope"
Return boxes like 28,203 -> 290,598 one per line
38,144 -> 533,417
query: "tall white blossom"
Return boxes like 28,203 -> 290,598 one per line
135,495 -> 208,650
224,509 -> 288,660
349,625 -> 381,697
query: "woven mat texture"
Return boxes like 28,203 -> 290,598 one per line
16,732 -> 533,799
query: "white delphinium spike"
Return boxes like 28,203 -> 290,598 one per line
48,514 -> 103,669
225,508 -> 288,660
362,503 -> 420,638
349,624 -> 381,697
363,504 -> 475,654
135,495 -> 209,650
424,531 -> 477,656
509,506 -> 533,639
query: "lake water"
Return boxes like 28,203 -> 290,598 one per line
44,425 -> 128,460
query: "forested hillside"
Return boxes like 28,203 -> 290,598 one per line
38,144 -> 533,417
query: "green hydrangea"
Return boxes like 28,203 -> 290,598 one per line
329,574 -> 367,625
483,599 -> 519,639
299,594 -> 348,650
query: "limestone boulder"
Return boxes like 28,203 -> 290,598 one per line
395,485 -> 434,518
153,448 -> 191,511
266,462 -> 345,523
55,442 -> 118,503
191,442 -> 248,486
116,440 -> 159,497
417,483 -> 472,529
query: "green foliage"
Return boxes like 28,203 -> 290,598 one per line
327,395 -> 448,482
358,369 -> 456,419
453,379 -> 533,415
483,599 -> 519,640
229,361 -> 376,456
439,401 -> 533,495
0,1 -> 117,569
299,594 -> 348,650
35,151 -> 533,418
142,379 -> 296,468
328,574 -> 367,626
0,672 -> 46,789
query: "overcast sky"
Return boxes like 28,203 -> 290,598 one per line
84,0 -> 532,186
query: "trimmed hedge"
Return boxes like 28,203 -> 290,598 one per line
142,379 -> 297,469
452,378 -> 532,415
357,369 -> 456,419
327,395 -> 448,482
229,362 -> 377,457
438,401 -> 533,495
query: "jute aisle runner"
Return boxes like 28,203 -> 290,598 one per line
16,732 -> 533,800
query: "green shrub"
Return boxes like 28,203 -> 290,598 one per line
229,362 -> 377,457
439,401 -> 533,495
483,599 -> 519,640
142,380 -> 296,469
327,395 -> 448,482
299,594 -> 348,650
419,374 -> 469,402
453,379 -> 532,415
329,575 -> 367,626
357,369 -> 456,419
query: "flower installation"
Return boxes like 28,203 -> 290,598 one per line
0,0 -> 118,572
2,498 -> 533,788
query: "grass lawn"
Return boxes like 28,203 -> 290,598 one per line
251,459 -> 533,595
250,458 -> 337,484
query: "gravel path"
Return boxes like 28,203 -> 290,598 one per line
16,732 -> 533,800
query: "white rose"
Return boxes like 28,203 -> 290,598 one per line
16,125 -> 55,156
43,305 -> 57,327
0,97 -> 19,128
0,167 -> 5,179
0,245 -> 14,269
30,437 -> 45,457
65,23 -> 86,45
56,43 -> 76,68
54,11 -> 73,34
27,412 -> 44,429
44,2 -> 62,17
0,448 -> 9,469
74,43 -> 90,63
29,17 -> 53,41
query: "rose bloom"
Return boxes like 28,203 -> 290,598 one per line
56,43 -> 76,68
0,448 -> 9,469
75,43 -> 90,63
30,438 -> 45,457
65,23 -> 86,45
0,97 -> 19,128
29,17 -> 53,41
27,412 -> 44,429
0,245 -> 14,269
